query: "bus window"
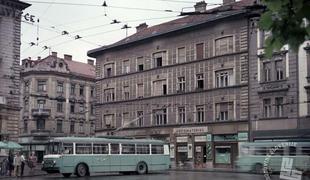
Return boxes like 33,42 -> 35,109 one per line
254,147 -> 266,155
93,144 -> 108,154
111,144 -> 120,154
137,144 -> 150,154
302,147 -> 310,156
122,144 -> 135,154
152,145 -> 164,154
76,143 -> 92,154
48,142 -> 60,154
63,143 -> 73,154
288,146 -> 296,156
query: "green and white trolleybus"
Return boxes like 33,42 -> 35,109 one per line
42,137 -> 170,178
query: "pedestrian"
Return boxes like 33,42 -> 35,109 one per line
1,157 -> 8,176
28,152 -> 37,173
20,153 -> 25,177
13,152 -> 21,177
7,151 -> 14,176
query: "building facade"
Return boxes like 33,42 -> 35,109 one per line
248,18 -> 310,140
0,0 -> 30,141
89,0 -> 257,168
20,52 -> 96,162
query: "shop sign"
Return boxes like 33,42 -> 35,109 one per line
195,136 -> 206,142
237,132 -> 248,141
170,144 -> 175,158
176,136 -> 188,143
188,144 -> 193,158
173,127 -> 208,135
195,146 -> 202,152
206,134 -> 212,142
177,146 -> 188,152
213,134 -> 238,142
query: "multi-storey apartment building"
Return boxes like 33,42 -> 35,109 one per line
0,0 -> 30,141
20,52 -> 96,162
88,0 -> 257,168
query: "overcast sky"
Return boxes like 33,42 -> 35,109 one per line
21,0 -> 222,63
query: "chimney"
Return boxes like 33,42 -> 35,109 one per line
223,0 -> 235,5
87,59 -> 94,66
194,1 -> 207,12
28,57 -> 31,60
64,54 -> 72,61
136,23 -> 148,33
51,52 -> 57,57
37,56 -> 41,60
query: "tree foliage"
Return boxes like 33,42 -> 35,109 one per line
259,0 -> 310,57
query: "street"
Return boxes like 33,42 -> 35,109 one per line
6,171 -> 298,180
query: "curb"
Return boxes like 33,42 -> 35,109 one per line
169,168 -> 252,174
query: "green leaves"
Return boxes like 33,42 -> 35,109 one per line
259,0 -> 310,57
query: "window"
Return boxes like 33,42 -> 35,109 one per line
63,143 -> 73,154
137,57 -> 144,72
56,120 -> 62,133
104,88 -> 115,102
137,111 -> 144,127
79,104 -> 84,113
216,70 -> 233,88
122,144 -> 135,154
196,74 -> 204,89
196,43 -> 204,60
196,105 -> 204,122
37,119 -> 45,130
152,80 -> 167,96
216,102 -> 233,121
25,81 -> 30,93
79,121 -> 84,133
57,102 -> 63,113
104,63 -> 114,77
122,60 -> 130,74
123,86 -> 130,100
37,100 -> 45,109
122,112 -> 129,126
263,62 -> 271,82
37,80 -> 46,92
215,36 -> 233,56
111,144 -> 120,154
178,107 -> 186,124
178,77 -> 185,92
275,97 -> 284,117
90,87 -> 95,97
70,84 -> 75,95
151,145 -> 164,154
57,82 -> 63,93
153,51 -> 166,68
93,144 -> 108,154
24,98 -> 29,107
153,109 -> 167,125
70,103 -> 75,113
136,83 -> 144,98
76,144 -> 92,154
24,120 -> 28,133
90,121 -> 95,133
275,60 -> 284,80
137,144 -> 150,154
70,121 -> 75,133
177,47 -> 186,63
79,85 -> 84,96
90,104 -> 95,115
103,114 -> 115,128
263,99 -> 271,118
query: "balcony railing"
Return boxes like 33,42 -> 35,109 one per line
31,108 -> 51,117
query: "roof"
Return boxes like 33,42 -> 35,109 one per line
1,0 -> 31,10
52,137 -> 165,144
88,0 -> 256,58
22,55 -> 95,79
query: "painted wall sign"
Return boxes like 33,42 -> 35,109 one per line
173,127 -> 208,135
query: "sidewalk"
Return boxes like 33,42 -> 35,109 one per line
0,164 -> 47,178
170,167 -> 249,174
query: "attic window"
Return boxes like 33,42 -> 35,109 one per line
59,63 -> 63,68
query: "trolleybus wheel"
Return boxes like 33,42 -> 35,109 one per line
76,163 -> 88,177
136,162 -> 147,175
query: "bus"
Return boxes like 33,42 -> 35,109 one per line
42,137 -> 170,178
235,141 -> 310,175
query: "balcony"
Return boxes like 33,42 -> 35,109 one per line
31,109 -> 51,117
30,129 -> 51,136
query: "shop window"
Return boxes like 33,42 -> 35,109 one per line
215,146 -> 231,164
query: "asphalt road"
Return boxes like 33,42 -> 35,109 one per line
9,171 -> 309,180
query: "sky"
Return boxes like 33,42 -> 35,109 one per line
21,0 -> 222,63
